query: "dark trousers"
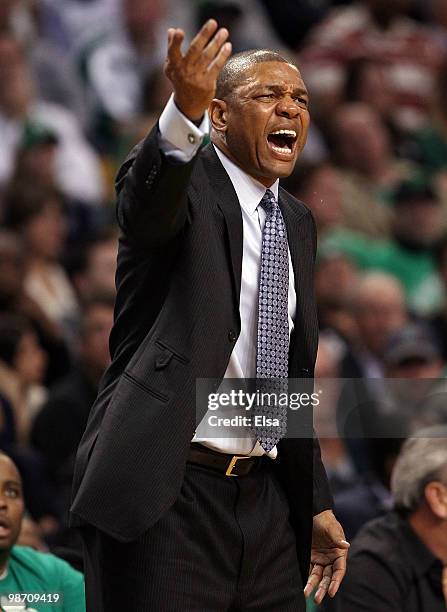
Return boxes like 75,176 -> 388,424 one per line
80,460 -> 305,611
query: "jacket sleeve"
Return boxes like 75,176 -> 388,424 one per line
115,123 -> 198,249
313,436 -> 334,515
307,209 -> 334,515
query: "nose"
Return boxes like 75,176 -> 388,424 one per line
275,96 -> 301,119
0,494 -> 7,511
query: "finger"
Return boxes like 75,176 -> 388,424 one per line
196,27 -> 229,67
325,551 -> 348,598
328,562 -> 348,597
185,19 -> 218,62
207,42 -> 232,75
167,28 -> 185,64
314,566 -> 332,604
304,564 -> 323,598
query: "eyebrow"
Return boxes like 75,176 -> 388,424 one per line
255,84 -> 309,97
2,480 -> 21,488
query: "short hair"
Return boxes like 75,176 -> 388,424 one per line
2,184 -> 64,230
69,226 -> 118,278
391,426 -> 447,514
0,313 -> 33,366
215,49 -> 293,100
79,291 -> 115,336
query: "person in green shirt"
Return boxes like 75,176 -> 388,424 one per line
321,181 -> 445,316
0,452 -> 85,612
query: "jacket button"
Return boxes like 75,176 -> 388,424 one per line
228,330 -> 237,343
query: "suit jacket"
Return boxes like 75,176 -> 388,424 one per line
70,125 -> 333,581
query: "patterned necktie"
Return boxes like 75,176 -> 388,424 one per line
254,189 -> 289,452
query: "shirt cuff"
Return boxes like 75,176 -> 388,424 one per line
158,94 -> 208,162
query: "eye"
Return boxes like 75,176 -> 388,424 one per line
5,487 -> 20,499
256,94 -> 275,100
294,96 -> 308,107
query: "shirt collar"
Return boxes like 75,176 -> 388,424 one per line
213,144 -> 279,215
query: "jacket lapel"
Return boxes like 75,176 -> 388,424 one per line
193,147 -> 312,341
278,186 -> 309,281
278,187 -> 316,374
197,144 -> 243,312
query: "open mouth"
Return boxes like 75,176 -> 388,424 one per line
267,129 -> 297,157
0,519 -> 11,537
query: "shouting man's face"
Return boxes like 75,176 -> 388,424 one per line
210,61 -> 310,187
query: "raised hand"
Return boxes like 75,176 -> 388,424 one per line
164,20 -> 232,122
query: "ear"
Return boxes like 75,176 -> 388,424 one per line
209,99 -> 228,132
424,482 -> 447,519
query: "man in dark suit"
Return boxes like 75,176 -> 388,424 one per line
70,20 -> 348,611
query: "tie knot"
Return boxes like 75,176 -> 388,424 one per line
259,189 -> 277,213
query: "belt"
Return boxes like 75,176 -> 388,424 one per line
188,443 -> 263,477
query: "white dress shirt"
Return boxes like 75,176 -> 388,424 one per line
159,95 -> 296,457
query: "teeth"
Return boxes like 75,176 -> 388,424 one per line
270,129 -> 296,138
270,144 -> 292,154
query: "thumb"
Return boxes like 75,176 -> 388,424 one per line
326,524 -> 349,548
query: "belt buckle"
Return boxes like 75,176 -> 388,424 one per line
225,455 -> 251,477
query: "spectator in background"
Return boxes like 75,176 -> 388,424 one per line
336,273 -> 408,477
8,122 -> 59,191
342,273 -> 408,380
5,119 -> 104,248
0,32 -> 104,205
300,0 -> 443,131
40,0 -> 122,57
0,314 -> 47,447
377,322 -> 446,435
281,162 -> 344,234
342,56 -> 415,153
323,181 -> 446,315
336,322 -> 445,540
0,451 -> 86,611
195,0 -> 283,53
314,332 -> 395,544
258,0 -> 329,50
343,58 -> 393,123
315,250 -> 359,342
31,293 -> 114,537
0,0 -> 89,127
336,429 -> 447,611
410,58 -> 447,185
315,333 -> 359,496
0,230 -> 71,385
71,228 -> 118,301
83,0 -> 167,135
430,235 -> 447,360
331,103 -> 416,238
3,185 -> 80,346
389,183 -> 445,314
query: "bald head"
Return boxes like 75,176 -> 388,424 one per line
351,273 -> 408,355
215,49 -> 293,100
0,451 -> 24,561
353,273 -> 405,310
0,452 -> 20,483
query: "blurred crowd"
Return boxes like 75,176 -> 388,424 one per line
0,0 -> 446,606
